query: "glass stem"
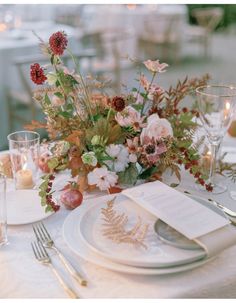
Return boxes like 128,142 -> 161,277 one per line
209,143 -> 219,185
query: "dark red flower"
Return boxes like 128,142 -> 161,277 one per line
49,31 -> 68,56
111,96 -> 126,112
30,63 -> 47,85
174,109 -> 180,115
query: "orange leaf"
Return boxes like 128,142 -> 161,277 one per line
68,156 -> 83,170
24,120 -> 46,131
108,186 -> 123,194
65,130 -> 83,146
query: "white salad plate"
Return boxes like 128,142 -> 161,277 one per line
7,190 -> 53,225
63,194 -> 215,274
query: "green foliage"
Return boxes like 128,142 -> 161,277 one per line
118,163 -> 139,185
54,92 -> 63,99
48,158 -> 59,169
85,118 -> 124,146
139,166 -> 157,179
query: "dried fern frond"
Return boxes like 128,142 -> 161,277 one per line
101,199 -> 149,249
192,135 -> 205,152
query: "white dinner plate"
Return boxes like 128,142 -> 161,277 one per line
6,190 -> 53,225
63,194 -> 210,268
63,202 -> 213,275
77,194 -> 207,268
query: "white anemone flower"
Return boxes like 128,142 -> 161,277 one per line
88,167 -> 118,191
105,144 -> 130,172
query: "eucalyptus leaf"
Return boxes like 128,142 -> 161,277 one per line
54,92 -> 63,99
44,93 -> 51,105
39,190 -> 46,198
118,163 -> 139,185
45,205 -> 53,213
41,196 -> 47,206
48,158 -> 59,169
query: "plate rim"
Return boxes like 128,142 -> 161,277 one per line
6,189 -> 53,225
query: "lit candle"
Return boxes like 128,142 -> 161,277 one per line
126,4 -> 137,10
202,150 -> 212,171
16,169 -> 34,189
224,101 -> 230,119
0,23 -> 7,32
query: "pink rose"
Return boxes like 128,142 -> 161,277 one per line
140,114 -> 173,144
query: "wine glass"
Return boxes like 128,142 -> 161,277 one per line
196,85 -> 236,194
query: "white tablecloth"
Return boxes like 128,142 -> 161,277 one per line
1,136 -> 236,298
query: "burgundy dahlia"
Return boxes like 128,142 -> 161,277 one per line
111,96 -> 126,112
49,31 -> 68,56
30,63 -> 47,85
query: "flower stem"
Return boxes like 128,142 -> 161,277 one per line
67,48 -> 95,125
141,72 -> 157,116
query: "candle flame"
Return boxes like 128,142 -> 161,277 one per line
226,101 -> 230,111
126,4 -> 137,10
22,154 -> 28,170
207,150 -> 211,156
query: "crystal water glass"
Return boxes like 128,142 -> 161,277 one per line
0,173 -> 7,246
196,85 -> 236,194
7,131 -> 40,190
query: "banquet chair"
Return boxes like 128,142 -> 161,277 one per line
6,50 -> 96,132
185,7 -> 224,57
137,14 -> 182,64
80,29 -> 134,94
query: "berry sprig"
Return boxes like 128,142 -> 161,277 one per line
39,174 -> 60,212
180,147 -> 213,192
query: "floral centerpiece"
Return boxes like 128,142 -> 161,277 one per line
26,31 -> 213,212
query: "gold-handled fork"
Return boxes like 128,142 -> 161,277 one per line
33,222 -> 87,286
31,241 -> 79,299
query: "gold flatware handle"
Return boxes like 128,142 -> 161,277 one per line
50,264 -> 79,299
55,247 -> 87,286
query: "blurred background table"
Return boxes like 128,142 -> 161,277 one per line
1,3 -> 236,150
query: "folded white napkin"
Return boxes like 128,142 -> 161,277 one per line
122,181 -> 236,257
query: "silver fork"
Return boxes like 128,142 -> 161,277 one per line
31,241 -> 79,299
33,222 -> 87,287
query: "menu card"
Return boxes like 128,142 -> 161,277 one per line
122,181 -> 229,240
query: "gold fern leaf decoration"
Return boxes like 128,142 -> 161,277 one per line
101,198 -> 149,249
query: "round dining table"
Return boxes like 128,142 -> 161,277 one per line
1,133 -> 236,299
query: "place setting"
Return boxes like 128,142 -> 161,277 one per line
1,5 -> 236,298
